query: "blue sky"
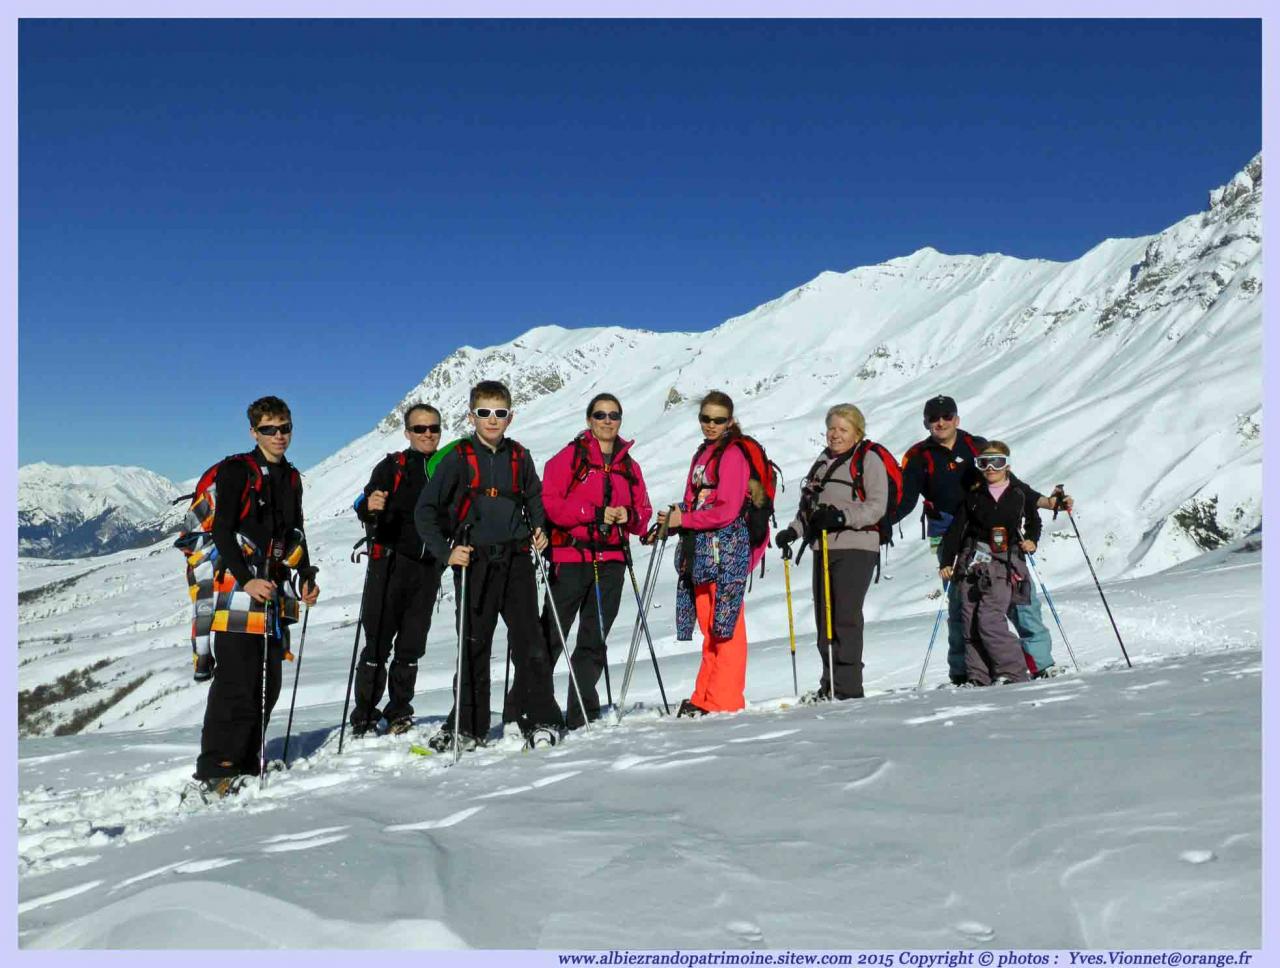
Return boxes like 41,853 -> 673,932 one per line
19,19 -> 1260,481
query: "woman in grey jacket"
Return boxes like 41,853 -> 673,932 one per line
775,404 -> 889,702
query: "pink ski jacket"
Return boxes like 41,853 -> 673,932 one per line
541,431 -> 653,565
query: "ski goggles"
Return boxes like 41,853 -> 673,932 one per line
699,414 -> 730,425
408,423 -> 441,434
975,455 -> 1008,470
255,423 -> 293,436
591,410 -> 623,422
472,408 -> 511,419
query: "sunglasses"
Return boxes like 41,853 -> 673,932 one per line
927,413 -> 956,424
591,410 -> 622,422
408,424 -> 441,434
975,455 -> 1008,470
472,408 -> 511,419
255,423 -> 293,436
699,414 -> 730,426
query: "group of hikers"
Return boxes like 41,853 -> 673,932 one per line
178,385 -> 1075,797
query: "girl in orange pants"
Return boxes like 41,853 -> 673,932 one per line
661,391 -> 763,716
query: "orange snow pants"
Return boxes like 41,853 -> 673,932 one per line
689,582 -> 748,712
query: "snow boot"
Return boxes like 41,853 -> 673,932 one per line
350,716 -> 380,738
186,775 -> 246,803
523,725 -> 562,750
428,727 -> 479,754
387,716 -> 415,736
799,689 -> 832,705
676,699 -> 708,719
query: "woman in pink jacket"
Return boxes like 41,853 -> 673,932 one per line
540,393 -> 653,728
658,390 -> 763,716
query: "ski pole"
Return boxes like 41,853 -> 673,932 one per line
616,527 -> 660,713
281,565 -> 318,768
782,546 -> 798,696
451,523 -> 473,765
821,529 -> 835,701
257,555 -> 277,790
260,605 -> 271,789
338,518 -> 378,755
616,517 -> 671,722
1024,553 -> 1082,673
589,527 -> 614,710
522,506 -> 593,731
1062,498 -> 1132,668
917,581 -> 949,691
632,540 -> 670,716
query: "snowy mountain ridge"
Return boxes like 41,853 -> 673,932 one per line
18,463 -> 184,560
16,154 -> 1262,741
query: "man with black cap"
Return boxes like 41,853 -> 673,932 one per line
895,394 -> 1072,683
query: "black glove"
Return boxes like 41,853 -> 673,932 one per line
809,504 -> 846,534
775,527 -> 798,549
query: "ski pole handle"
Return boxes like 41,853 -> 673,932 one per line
1052,484 -> 1066,520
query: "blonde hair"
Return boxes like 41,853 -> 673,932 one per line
983,440 -> 1011,457
825,403 -> 866,440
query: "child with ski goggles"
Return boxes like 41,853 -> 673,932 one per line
937,442 -> 1042,686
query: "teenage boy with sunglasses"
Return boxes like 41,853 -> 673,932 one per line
194,396 -> 319,796
894,395 -> 1073,683
349,403 -> 449,736
415,381 -> 564,751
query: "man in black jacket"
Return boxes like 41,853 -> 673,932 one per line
195,396 -> 319,794
415,380 -> 564,751
896,395 -> 1072,683
349,403 -> 447,736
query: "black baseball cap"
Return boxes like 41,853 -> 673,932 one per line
923,395 -> 958,421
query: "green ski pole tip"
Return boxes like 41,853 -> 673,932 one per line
409,744 -> 434,757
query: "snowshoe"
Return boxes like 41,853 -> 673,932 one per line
1033,665 -> 1068,680
193,653 -> 214,682
386,716 -> 415,736
523,725 -> 562,750
427,728 -> 479,754
350,717 -> 381,738
182,775 -> 247,805
676,699 -> 708,719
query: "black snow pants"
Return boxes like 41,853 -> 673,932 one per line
352,553 -> 442,726
448,543 -> 564,739
197,628 -> 286,778
542,559 -> 626,728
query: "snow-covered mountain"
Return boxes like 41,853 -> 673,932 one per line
18,463 -> 184,560
16,154 -> 1262,739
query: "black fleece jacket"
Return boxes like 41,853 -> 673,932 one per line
938,480 -> 1042,568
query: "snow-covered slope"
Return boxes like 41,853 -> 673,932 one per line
16,155 -> 1262,739
17,547 -> 1261,948
18,463 -> 183,559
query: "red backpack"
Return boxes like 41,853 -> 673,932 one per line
448,438 -> 528,533
802,440 -> 901,545
173,454 -> 300,564
701,433 -> 783,553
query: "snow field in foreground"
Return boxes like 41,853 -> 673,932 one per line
17,549 -> 1261,949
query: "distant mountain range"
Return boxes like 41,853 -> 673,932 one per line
18,463 -> 184,559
